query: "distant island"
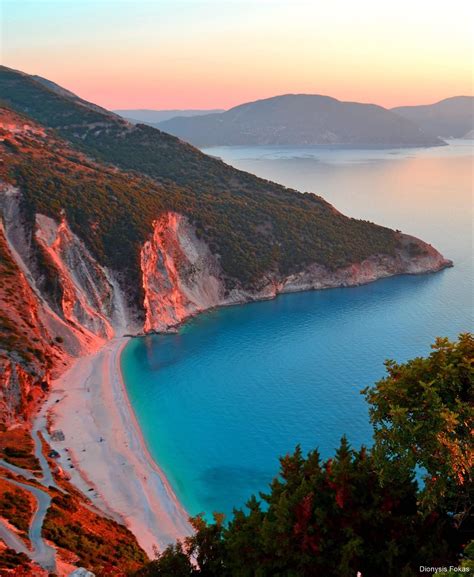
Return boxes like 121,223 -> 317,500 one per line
392,96 -> 474,138
156,94 -> 446,148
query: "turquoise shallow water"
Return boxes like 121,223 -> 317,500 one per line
122,141 -> 473,520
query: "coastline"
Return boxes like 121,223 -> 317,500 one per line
35,258 -> 453,557
35,253 -> 454,556
45,337 -> 191,556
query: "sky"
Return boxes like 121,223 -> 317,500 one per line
1,0 -> 473,110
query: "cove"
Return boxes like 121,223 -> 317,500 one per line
121,141 -> 472,520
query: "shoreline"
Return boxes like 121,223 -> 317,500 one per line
45,337 -> 191,556
40,261 -> 454,556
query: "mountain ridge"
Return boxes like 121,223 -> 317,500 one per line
114,108 -> 224,125
1,66 -> 425,286
157,93 -> 445,147
392,95 -> 474,138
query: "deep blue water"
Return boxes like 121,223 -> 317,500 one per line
122,141 -> 473,519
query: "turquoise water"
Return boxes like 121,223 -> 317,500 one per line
122,141 -> 473,519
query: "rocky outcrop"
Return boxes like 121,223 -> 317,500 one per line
34,214 -> 123,344
276,233 -> 451,292
2,188 -> 453,345
0,186 -> 132,422
1,187 -> 133,354
140,211 -> 452,332
141,212 -> 224,332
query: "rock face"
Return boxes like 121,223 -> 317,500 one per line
0,186 -> 133,422
139,212 -> 451,332
0,218 -> 58,424
141,212 -> 224,332
34,214 -> 124,343
1,187 -> 132,353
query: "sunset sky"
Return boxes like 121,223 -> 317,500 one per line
2,0 -> 473,110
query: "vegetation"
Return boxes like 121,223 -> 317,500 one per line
133,335 -> 472,577
0,227 -> 52,423
0,66 -> 402,297
42,490 -> 147,573
0,547 -> 32,573
0,230 -> 43,366
0,428 -> 41,471
0,480 -> 33,536
364,333 -> 473,514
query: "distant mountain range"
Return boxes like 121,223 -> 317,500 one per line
114,108 -> 224,125
115,96 -> 474,148
392,96 -> 474,139
155,94 -> 446,148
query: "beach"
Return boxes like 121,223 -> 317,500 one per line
44,338 -> 191,556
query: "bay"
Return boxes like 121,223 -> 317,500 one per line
122,140 -> 473,519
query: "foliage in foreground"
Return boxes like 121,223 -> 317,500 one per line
134,335 -> 473,577
364,333 -> 473,515
134,443 -> 460,577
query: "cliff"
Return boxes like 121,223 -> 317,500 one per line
0,219 -> 58,426
139,213 -> 450,332
1,189 -> 451,376
141,212 -> 224,331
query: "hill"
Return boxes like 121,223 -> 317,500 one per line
0,64 -> 451,426
1,66 -> 442,293
392,96 -> 474,138
0,66 -> 451,327
0,64 -> 450,375
156,94 -> 445,147
114,108 -> 224,125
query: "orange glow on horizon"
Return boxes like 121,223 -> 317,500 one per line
2,0 -> 473,110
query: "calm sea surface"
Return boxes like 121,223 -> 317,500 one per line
122,141 -> 473,519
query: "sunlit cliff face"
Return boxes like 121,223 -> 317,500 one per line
141,213 -> 190,332
140,212 -> 224,333
35,215 -> 115,344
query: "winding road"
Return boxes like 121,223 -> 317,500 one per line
7,477 -> 56,571
0,423 -> 58,571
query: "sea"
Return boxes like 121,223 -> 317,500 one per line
121,140 -> 473,520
